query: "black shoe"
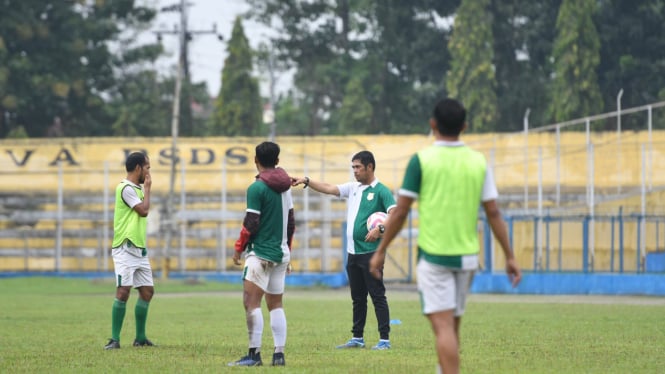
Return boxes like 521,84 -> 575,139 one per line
104,339 -> 120,350
272,352 -> 285,366
133,338 -> 156,347
228,352 -> 263,366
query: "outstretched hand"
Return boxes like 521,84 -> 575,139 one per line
291,177 -> 305,187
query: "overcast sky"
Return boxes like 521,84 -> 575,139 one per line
145,0 -> 288,97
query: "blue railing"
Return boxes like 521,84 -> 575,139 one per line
481,208 -> 665,274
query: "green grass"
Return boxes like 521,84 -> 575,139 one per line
2,277 -> 665,373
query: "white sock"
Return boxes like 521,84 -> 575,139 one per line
247,308 -> 263,349
270,308 -> 287,351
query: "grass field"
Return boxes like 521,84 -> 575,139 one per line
2,277 -> 665,373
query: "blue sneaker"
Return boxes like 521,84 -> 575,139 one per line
228,352 -> 262,366
336,337 -> 365,349
372,340 -> 391,350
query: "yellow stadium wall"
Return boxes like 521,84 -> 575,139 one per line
1,131 -> 663,195
2,132 -> 663,275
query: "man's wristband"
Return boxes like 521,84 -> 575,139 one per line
303,176 -> 310,189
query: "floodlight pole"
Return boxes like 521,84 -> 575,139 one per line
523,108 -> 530,211
616,88 -> 623,195
163,0 -> 186,280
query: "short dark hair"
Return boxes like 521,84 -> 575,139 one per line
255,141 -> 280,168
352,150 -> 376,171
432,98 -> 466,136
125,152 -> 147,172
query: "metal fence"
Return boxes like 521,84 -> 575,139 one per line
2,186 -> 664,282
2,99 -> 665,280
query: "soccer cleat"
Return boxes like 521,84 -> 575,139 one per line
104,339 -> 120,350
371,340 -> 391,350
132,338 -> 156,347
228,352 -> 263,367
336,337 -> 365,349
272,352 -> 286,366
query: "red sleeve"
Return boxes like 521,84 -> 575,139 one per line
234,212 -> 260,253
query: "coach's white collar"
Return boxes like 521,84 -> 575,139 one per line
360,178 -> 380,188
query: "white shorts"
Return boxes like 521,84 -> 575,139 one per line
112,241 -> 153,288
242,254 -> 288,295
417,258 -> 474,316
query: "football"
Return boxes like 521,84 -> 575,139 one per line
366,211 -> 387,231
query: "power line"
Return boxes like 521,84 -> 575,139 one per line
152,2 -> 223,82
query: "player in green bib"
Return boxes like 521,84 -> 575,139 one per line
370,98 -> 522,373
292,151 -> 396,351
230,142 -> 295,367
104,152 -> 155,350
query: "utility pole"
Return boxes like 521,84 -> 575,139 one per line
154,2 -> 222,136
155,1 -> 222,279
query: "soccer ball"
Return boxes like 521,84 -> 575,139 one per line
366,211 -> 387,231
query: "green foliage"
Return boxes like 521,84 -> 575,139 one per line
108,70 -> 171,137
274,91 -> 311,135
3,1 -> 665,137
491,0 -> 561,131
5,124 -> 28,138
209,17 -> 262,136
548,0 -> 603,123
247,0 -> 455,135
2,277 -> 665,373
188,81 -> 214,136
0,0 -> 162,138
337,77 -> 373,134
596,0 -> 665,130
446,0 -> 498,133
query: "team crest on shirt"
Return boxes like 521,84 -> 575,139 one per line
367,192 -> 374,201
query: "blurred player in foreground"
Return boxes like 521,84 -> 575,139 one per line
370,98 -> 522,373
229,141 -> 295,367
105,151 -> 155,350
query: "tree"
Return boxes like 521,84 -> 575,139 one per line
0,0 -> 161,137
188,81 -> 214,136
596,0 -> 665,129
209,16 -> 262,136
247,0 -> 457,135
273,91 -> 310,136
446,0 -> 498,133
360,0 -> 456,134
108,70 -> 171,136
491,0 -> 561,131
548,0 -> 603,123
337,77 -> 373,134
